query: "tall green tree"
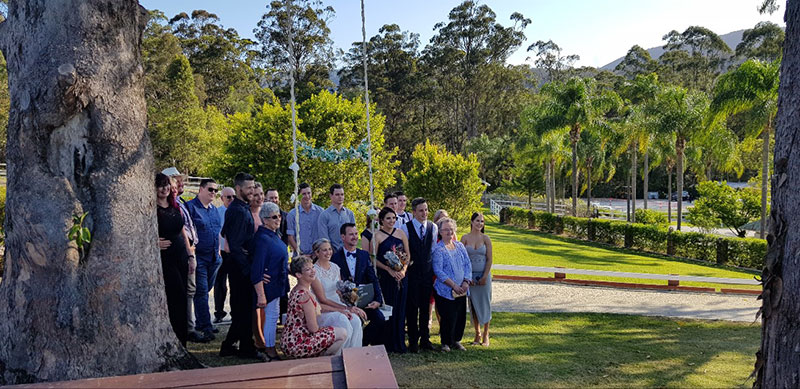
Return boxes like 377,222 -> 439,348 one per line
169,10 -> 265,113
615,45 -> 658,79
736,21 -> 784,62
255,0 -> 335,102
652,85 -> 709,229
527,40 -> 579,84
686,181 -> 760,237
536,77 -> 620,216
709,59 -> 779,239
422,0 -> 530,149
147,55 -> 208,173
660,26 -> 732,92
339,24 -> 424,166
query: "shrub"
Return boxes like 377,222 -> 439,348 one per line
591,219 -> 624,246
671,230 -> 717,262
628,223 -> 669,253
536,211 -> 562,234
686,181 -> 761,237
563,216 -> 588,239
507,207 -> 530,228
725,237 -> 766,269
634,209 -> 669,226
405,140 -> 485,226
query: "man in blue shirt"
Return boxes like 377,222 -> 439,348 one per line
286,182 -> 323,256
186,179 -> 223,342
317,183 -> 356,252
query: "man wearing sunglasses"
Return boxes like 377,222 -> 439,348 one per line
186,179 -> 223,342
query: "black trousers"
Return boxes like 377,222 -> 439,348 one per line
406,281 -> 433,347
161,251 -> 188,346
214,251 -> 231,320
362,307 -> 387,346
221,266 -> 255,353
433,293 -> 466,347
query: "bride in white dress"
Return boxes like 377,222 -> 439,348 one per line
310,239 -> 365,350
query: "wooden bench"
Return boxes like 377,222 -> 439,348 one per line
15,345 -> 397,389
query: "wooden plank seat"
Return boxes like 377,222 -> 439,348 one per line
15,345 -> 397,389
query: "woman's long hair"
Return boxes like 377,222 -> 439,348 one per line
155,172 -> 177,208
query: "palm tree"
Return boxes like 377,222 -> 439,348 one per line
708,59 -> 779,238
537,77 -> 620,216
652,86 -> 709,230
578,128 -> 615,217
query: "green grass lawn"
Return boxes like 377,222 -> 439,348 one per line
485,219 -> 760,291
191,312 -> 759,388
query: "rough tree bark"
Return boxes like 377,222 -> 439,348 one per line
753,0 -> 800,386
0,1 -> 200,384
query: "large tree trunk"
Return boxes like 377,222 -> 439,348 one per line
754,1 -> 800,385
631,144 -> 637,223
0,1 -> 199,384
643,150 -> 649,210
677,139 -> 685,231
760,126 -> 770,239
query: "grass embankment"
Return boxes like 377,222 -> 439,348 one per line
191,312 -> 759,388
485,216 -> 760,291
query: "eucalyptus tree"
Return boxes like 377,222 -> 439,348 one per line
536,77 -> 620,216
736,21 -> 785,62
423,0 -> 530,150
660,26 -> 733,92
254,0 -> 336,102
709,59 -> 779,239
615,45 -> 659,79
527,39 -> 579,84
652,86 -> 709,230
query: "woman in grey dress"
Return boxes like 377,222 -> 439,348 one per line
461,212 -> 493,346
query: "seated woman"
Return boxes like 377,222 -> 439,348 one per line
281,255 -> 348,358
311,238 -> 365,350
432,217 -> 472,352
251,202 -> 289,361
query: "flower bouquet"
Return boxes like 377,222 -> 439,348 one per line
336,280 -> 360,306
383,245 -> 410,271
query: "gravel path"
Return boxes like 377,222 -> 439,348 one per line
492,279 -> 761,322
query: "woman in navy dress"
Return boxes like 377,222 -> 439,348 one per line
372,207 -> 411,353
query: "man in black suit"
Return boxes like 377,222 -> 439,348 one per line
399,197 -> 438,352
331,223 -> 385,346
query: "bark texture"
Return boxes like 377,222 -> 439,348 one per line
754,1 -> 800,386
0,1 -> 199,384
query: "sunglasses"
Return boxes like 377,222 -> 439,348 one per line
207,187 -> 219,193
223,195 -> 234,200
270,214 -> 282,219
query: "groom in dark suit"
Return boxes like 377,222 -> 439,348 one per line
331,223 -> 385,346
400,197 -> 437,352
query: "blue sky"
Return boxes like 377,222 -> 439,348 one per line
139,0 -> 784,68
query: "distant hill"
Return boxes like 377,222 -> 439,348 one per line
600,29 -> 746,71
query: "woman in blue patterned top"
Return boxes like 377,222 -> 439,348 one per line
431,217 -> 472,352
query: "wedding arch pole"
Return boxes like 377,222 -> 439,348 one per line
285,0 -> 301,252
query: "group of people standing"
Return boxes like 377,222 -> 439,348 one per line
155,167 -> 494,361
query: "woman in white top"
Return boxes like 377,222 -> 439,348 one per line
311,238 -> 365,350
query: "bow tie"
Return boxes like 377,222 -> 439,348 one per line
346,251 -> 356,259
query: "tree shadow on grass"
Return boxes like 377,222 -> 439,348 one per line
390,312 -> 758,388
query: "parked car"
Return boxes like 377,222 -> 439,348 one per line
670,191 -> 691,201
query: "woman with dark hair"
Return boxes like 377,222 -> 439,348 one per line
372,207 -> 411,353
281,256 -> 347,358
461,212 -> 493,346
360,211 -> 377,252
155,172 -> 194,346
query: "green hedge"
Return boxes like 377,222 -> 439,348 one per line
503,207 -> 765,270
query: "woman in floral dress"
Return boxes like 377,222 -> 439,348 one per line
281,255 -> 348,358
